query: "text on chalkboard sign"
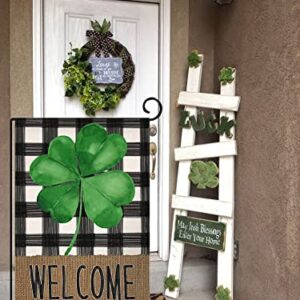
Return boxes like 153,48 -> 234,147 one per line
89,57 -> 124,84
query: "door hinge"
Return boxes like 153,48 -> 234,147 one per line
234,240 -> 239,261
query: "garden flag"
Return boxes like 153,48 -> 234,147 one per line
11,118 -> 150,299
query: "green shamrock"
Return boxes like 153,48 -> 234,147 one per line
189,161 -> 219,189
187,50 -> 202,68
30,123 -> 135,255
164,275 -> 180,292
218,67 -> 235,85
215,286 -> 231,300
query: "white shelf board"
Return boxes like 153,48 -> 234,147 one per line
172,195 -> 233,218
178,91 -> 240,112
174,141 -> 237,161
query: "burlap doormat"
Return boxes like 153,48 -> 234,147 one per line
16,255 -> 149,299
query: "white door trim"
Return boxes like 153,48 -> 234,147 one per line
32,0 -> 44,117
157,0 -> 170,261
32,0 -> 170,261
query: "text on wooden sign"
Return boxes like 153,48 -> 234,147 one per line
174,215 -> 226,251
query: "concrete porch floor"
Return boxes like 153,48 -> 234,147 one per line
150,258 -> 216,299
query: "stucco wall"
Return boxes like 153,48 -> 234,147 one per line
214,1 -> 300,299
10,0 -> 33,117
0,0 -> 11,272
169,0 -> 189,221
0,0 -> 32,272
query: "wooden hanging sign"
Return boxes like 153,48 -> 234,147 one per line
90,57 -> 124,84
174,215 -> 226,251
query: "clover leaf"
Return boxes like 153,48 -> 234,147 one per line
215,286 -> 231,300
188,50 -> 202,68
30,123 -> 135,255
218,67 -> 235,85
189,161 -> 219,189
164,275 -> 180,292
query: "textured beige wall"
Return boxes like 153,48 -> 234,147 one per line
189,0 -> 217,94
169,0 -> 189,235
10,0 -> 33,117
214,1 -> 300,299
0,0 -> 33,272
0,0 -> 11,272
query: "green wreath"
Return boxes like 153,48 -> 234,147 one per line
62,19 -> 135,116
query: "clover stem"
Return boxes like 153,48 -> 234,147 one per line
64,187 -> 83,256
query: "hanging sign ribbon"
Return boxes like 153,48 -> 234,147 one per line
86,30 -> 114,57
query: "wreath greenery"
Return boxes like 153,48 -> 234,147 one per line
62,20 -> 135,116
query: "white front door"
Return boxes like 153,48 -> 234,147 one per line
42,0 -> 159,252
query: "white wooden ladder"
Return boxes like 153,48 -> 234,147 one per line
166,55 -> 241,299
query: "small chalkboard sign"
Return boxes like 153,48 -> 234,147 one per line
89,57 -> 124,84
174,215 -> 226,251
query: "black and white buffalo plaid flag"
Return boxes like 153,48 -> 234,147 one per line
12,118 -> 149,256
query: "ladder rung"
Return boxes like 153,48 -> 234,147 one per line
172,195 -> 233,218
175,141 -> 237,161
178,91 -> 240,111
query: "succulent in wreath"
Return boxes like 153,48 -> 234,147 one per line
189,160 -> 219,189
215,286 -> 231,300
218,67 -> 235,85
30,123 -> 135,255
91,19 -> 111,33
164,275 -> 180,292
188,50 -> 202,68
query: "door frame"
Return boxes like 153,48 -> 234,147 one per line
32,0 -> 170,261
